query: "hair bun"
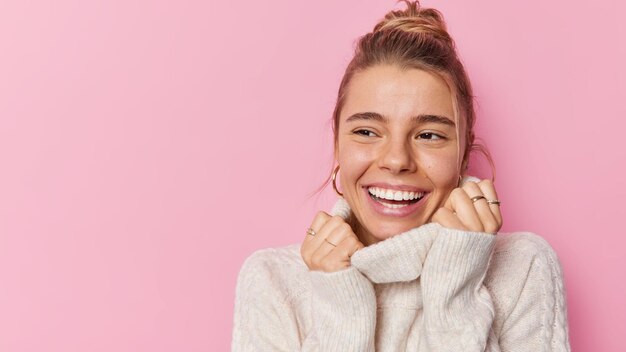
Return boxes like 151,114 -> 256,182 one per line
373,0 -> 453,46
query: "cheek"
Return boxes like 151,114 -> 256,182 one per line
337,143 -> 374,188
418,150 -> 459,186
337,146 -> 373,181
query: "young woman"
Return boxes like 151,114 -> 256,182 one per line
232,1 -> 570,350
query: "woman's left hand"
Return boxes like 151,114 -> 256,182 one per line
431,178 -> 503,234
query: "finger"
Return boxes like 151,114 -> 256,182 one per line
305,211 -> 330,241
343,235 -> 364,258
448,187 -> 484,232
302,211 -> 330,256
320,236 -> 362,272
431,206 -> 467,231
301,211 -> 334,261
462,181 -> 499,234
324,221 -> 353,250
310,217 -> 350,268
443,175 -> 472,209
476,179 -> 502,230
308,216 -> 343,259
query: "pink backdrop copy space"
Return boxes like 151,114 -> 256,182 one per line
0,0 -> 624,351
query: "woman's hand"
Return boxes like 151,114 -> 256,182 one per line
431,178 -> 503,234
301,211 -> 365,273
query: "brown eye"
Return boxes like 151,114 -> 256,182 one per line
354,129 -> 377,137
417,132 -> 444,141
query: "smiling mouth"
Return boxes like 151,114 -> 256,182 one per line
367,187 -> 426,209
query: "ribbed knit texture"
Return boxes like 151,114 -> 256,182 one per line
232,196 -> 571,351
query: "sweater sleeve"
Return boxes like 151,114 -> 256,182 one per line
498,238 -> 571,352
231,250 -> 304,351
415,225 -> 499,351
231,249 -> 377,352
304,266 -> 377,351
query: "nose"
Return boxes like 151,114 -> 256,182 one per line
377,138 -> 417,174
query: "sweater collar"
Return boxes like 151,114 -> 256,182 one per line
329,196 -> 440,283
328,175 -> 493,284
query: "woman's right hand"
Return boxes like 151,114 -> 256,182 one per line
300,211 -> 365,273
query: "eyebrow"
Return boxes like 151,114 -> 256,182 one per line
345,112 -> 456,127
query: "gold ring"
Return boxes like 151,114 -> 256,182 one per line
470,195 -> 486,203
487,200 -> 501,206
306,228 -> 316,237
324,238 -> 337,247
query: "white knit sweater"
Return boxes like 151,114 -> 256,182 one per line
231,197 -> 571,351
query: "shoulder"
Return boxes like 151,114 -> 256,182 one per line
489,231 -> 565,280
232,245 -> 313,350
487,230 -> 565,287
494,231 -> 557,254
235,243 -> 310,302
239,243 -> 306,271
485,232 -> 567,332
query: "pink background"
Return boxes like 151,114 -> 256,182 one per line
1,0 -> 624,351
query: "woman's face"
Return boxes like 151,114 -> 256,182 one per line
336,65 -> 464,246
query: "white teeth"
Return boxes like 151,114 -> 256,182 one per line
367,187 -> 425,201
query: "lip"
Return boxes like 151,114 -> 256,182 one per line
363,182 -> 429,192
362,186 -> 430,218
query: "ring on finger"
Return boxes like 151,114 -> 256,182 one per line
324,238 -> 337,247
470,195 -> 487,203
487,200 -> 501,206
306,228 -> 316,236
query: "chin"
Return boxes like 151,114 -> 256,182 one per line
369,221 -> 419,239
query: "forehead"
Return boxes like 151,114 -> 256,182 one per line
340,65 -> 455,124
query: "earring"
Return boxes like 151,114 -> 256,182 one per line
332,165 -> 343,197
458,174 -> 463,186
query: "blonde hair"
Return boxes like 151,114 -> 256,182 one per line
311,0 -> 495,197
